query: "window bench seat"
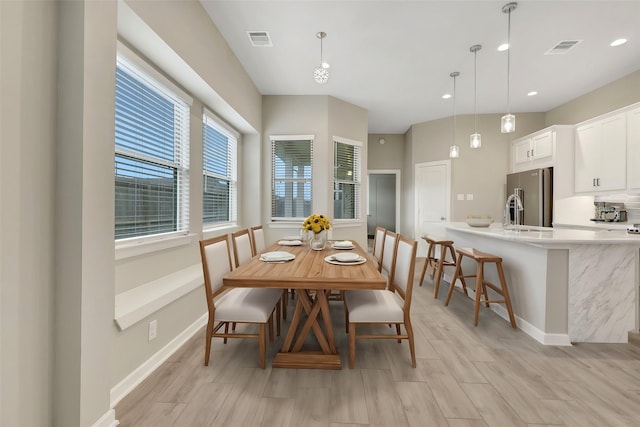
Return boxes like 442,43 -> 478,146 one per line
115,264 -> 203,331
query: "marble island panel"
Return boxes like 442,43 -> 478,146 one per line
442,222 -> 640,345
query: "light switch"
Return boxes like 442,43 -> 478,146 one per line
466,194 -> 474,200
457,194 -> 464,201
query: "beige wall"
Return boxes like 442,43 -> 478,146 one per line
262,95 -> 369,247
368,134 -> 405,170
1,1 -> 58,425
545,70 -> 640,126
409,112 -> 545,226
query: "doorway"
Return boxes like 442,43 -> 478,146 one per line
367,170 -> 400,240
414,160 -> 451,255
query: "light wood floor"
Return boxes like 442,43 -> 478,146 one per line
115,258 -> 640,426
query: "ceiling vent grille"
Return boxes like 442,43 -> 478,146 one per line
545,40 -> 582,55
247,31 -> 273,47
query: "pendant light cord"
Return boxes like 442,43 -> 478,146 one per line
506,8 -> 512,114
473,48 -> 478,132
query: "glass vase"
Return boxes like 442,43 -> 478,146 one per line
310,231 -> 326,251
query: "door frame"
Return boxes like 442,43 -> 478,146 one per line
367,169 -> 401,234
414,160 -> 451,240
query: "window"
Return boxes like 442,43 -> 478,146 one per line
333,137 -> 362,220
114,46 -> 191,241
203,110 -> 238,227
271,135 -> 313,220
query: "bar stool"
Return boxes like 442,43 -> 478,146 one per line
444,247 -> 516,328
418,236 -> 457,298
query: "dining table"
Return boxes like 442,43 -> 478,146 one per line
222,239 -> 386,369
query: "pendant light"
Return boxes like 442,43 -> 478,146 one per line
313,32 -> 330,84
470,44 -> 482,148
501,2 -> 517,133
449,71 -> 460,158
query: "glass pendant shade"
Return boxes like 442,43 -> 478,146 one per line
449,145 -> 460,158
501,114 -> 515,133
314,67 -> 329,84
449,71 -> 460,159
470,133 -> 482,148
313,32 -> 329,84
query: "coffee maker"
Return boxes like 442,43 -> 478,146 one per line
593,202 -> 627,222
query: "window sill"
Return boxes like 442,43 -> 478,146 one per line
115,233 -> 196,261
114,264 -> 203,331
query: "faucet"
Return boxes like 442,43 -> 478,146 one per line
504,191 -> 524,228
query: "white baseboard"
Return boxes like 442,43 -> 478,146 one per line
110,313 -> 208,407
92,409 -> 119,427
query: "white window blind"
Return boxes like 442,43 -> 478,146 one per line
114,53 -> 190,240
203,109 -> 238,227
271,136 -> 313,220
333,137 -> 362,220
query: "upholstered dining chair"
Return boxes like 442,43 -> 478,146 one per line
250,224 -> 289,318
199,235 -> 282,368
371,226 -> 386,269
249,225 -> 266,256
379,230 -> 398,286
344,234 -> 418,368
231,228 -> 254,268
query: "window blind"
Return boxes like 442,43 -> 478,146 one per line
114,55 -> 190,240
333,138 -> 362,220
271,137 -> 313,220
203,110 -> 238,226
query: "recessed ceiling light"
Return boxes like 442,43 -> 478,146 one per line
442,93 -> 452,99
527,91 -> 538,96
610,38 -> 627,47
498,43 -> 509,52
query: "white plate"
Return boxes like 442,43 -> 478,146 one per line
334,252 -> 360,262
332,244 -> 355,250
324,255 -> 367,266
282,235 -> 302,241
260,251 -> 296,262
278,240 -> 302,246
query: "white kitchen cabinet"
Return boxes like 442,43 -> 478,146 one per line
628,106 -> 640,191
574,112 -> 627,193
512,130 -> 553,167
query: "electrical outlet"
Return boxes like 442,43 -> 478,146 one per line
148,319 -> 157,341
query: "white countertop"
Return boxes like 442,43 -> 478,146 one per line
445,222 -> 640,245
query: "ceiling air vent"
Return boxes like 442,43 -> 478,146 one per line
247,31 -> 273,47
545,40 -> 582,55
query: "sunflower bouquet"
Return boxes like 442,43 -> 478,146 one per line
302,213 -> 331,234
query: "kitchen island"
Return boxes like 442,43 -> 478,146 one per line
443,222 -> 640,345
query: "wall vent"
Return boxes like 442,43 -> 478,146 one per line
545,40 -> 582,55
247,31 -> 273,47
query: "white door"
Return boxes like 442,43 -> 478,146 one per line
415,161 -> 450,255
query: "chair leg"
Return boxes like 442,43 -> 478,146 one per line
404,318 -> 417,368
496,262 -> 517,328
396,324 -> 402,343
204,317 -> 214,366
418,253 -> 429,287
433,257 -> 444,298
268,314 -> 274,343
276,303 -> 281,337
473,262 -> 484,326
223,322 -> 229,344
282,291 -> 288,320
344,303 -> 350,334
445,253 -> 463,306
348,323 -> 356,369
259,323 -> 266,369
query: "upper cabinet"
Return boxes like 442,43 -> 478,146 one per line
513,130 -> 553,167
628,106 -> 640,191
574,112 -> 627,193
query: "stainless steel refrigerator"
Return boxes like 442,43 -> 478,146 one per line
506,167 -> 553,227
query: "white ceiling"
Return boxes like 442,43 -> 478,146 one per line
200,1 -> 640,134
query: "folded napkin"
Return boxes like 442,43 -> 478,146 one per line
333,240 -> 354,247
260,251 -> 295,262
278,239 -> 302,246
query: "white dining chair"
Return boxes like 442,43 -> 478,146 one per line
231,228 -> 254,268
199,235 -> 283,368
344,234 -> 418,368
379,230 -> 398,287
249,225 -> 266,256
371,226 -> 386,269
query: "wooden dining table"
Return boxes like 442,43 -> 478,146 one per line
223,240 -> 386,369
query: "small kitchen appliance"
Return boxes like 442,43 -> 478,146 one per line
592,202 -> 627,222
